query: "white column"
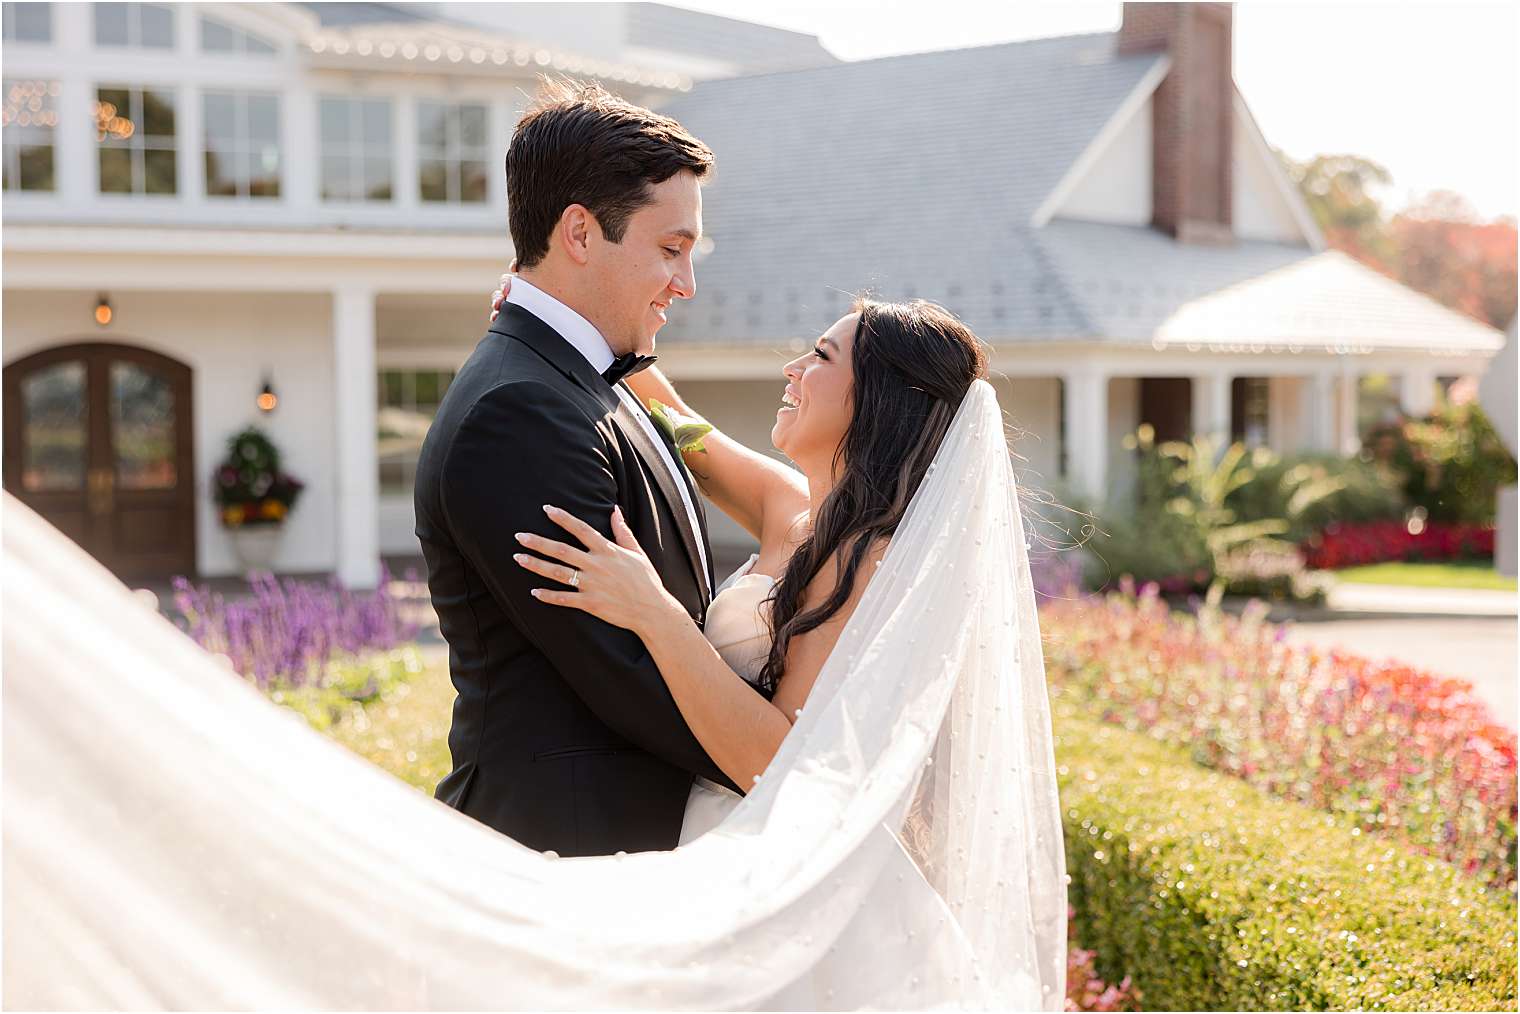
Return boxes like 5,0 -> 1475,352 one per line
179,84 -> 205,206
56,78 -> 94,202
1063,369 -> 1108,502
285,87 -> 318,212
1334,371 -> 1360,455
394,95 -> 419,215
333,286 -> 381,589
1305,371 -> 1335,453
1191,371 -> 1232,446
1400,364 -> 1439,418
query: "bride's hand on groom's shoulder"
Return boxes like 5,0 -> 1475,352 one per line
488,263 -> 517,323
513,504 -> 682,638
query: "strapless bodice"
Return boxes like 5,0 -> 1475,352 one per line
702,554 -> 774,687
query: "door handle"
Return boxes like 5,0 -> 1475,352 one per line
87,468 -> 114,516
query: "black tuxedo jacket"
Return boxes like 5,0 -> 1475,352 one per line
414,303 -> 738,856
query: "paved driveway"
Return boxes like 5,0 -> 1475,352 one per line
1283,616 -> 1518,729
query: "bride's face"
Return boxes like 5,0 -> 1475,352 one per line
772,313 -> 856,471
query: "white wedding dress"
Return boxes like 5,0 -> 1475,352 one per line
680,553 -> 773,845
3,379 -> 1067,1011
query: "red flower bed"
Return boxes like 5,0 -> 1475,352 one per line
1301,519 -> 1495,569
1041,583 -> 1517,891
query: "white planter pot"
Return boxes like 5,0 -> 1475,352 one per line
229,525 -> 284,578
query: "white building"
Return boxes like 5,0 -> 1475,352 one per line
2,1 -> 1504,587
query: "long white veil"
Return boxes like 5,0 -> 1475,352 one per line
2,378 -> 1066,1010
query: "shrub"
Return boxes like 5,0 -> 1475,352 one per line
1055,715 -> 1518,1011
213,427 -> 306,528
1086,429 -> 1337,601
171,570 -> 421,689
1302,518 -> 1497,569
1041,585 -> 1517,890
1364,401 -> 1518,525
1227,453 -> 1405,544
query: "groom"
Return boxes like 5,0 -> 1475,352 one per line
414,81 -> 737,857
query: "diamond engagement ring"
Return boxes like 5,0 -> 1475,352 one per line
568,570 -> 580,589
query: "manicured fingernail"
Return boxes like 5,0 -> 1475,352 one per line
543,504 -> 557,514
530,588 -> 541,598
515,532 -> 529,543
513,553 -> 526,564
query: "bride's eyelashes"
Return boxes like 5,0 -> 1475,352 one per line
813,346 -> 828,361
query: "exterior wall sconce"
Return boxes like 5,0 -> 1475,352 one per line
94,294 -> 112,327
257,377 -> 278,414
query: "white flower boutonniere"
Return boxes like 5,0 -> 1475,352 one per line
648,399 -> 714,455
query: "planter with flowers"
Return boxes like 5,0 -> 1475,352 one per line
214,427 -> 305,577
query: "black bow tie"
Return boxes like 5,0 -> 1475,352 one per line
602,353 -> 658,386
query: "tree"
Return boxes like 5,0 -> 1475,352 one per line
1278,152 -> 1396,270
1389,192 -> 1518,329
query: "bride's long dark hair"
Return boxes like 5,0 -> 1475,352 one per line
755,296 -> 989,697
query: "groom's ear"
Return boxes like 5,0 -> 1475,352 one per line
557,204 -> 598,267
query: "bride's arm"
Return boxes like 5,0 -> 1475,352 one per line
515,506 -> 888,789
516,506 -> 790,789
625,367 -> 807,545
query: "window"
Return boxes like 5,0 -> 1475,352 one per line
378,370 -> 454,494
3,79 -> 58,192
203,91 -> 279,198
417,100 -> 488,204
3,3 -> 52,42
96,85 -> 177,195
199,15 -> 275,55
319,96 -> 392,202
94,3 -> 173,48
1230,377 -> 1271,448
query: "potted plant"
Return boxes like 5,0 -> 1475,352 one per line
213,427 -> 305,576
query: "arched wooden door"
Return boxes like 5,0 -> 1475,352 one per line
3,343 -> 195,579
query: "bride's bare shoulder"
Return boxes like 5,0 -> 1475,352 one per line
804,535 -> 891,611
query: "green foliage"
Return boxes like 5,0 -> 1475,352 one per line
213,426 -> 305,526
1086,428 -> 1339,599
1364,401 -> 1518,524
271,646 -> 425,731
1055,714 -> 1519,1012
1226,453 -> 1406,543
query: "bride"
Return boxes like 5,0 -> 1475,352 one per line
3,291 -> 1066,1010
492,278 -> 1019,846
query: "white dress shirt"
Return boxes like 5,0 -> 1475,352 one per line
503,276 -> 710,582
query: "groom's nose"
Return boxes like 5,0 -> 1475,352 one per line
669,257 -> 696,300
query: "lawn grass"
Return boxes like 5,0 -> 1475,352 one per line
1333,560 -> 1517,591
280,646 -> 454,792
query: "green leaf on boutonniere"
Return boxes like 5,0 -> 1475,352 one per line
649,399 -> 714,454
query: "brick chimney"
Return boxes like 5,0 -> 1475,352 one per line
1118,2 -> 1235,245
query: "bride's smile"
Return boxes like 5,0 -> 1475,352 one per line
772,313 -> 857,472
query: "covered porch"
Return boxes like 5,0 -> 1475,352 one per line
2,224 -> 508,589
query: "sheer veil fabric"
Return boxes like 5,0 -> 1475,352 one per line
2,379 -> 1066,1010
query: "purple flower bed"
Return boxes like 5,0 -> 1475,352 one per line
172,570 -> 422,688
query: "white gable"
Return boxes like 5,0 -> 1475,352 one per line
1055,93 -> 1153,226
1041,77 -> 1323,251
1232,92 -> 1318,245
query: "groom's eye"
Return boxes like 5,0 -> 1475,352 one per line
662,247 -> 681,258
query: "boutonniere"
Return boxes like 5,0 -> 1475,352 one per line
648,399 -> 714,454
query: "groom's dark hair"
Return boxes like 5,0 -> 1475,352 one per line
506,78 -> 714,269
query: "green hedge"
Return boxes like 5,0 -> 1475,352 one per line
1054,714 -> 1518,1011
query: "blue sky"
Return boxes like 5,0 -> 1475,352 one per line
666,1 -> 1517,221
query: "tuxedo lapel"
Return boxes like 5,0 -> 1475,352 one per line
635,388 -> 717,597
493,305 -> 711,606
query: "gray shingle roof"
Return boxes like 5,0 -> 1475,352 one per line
626,4 -> 838,74
1034,220 -> 1503,350
297,2 -> 433,27
655,29 -> 1503,355
655,32 -> 1165,344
